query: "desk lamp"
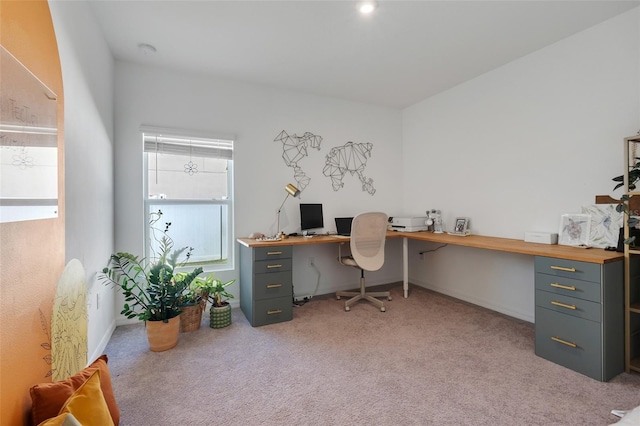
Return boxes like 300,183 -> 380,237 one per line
276,183 -> 300,238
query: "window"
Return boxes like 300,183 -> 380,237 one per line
142,127 -> 234,270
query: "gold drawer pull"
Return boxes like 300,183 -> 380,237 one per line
267,309 -> 283,315
551,336 -> 577,348
266,264 -> 282,269
551,301 -> 576,310
267,251 -> 283,255
550,283 -> 576,291
266,283 -> 282,289
550,265 -> 576,272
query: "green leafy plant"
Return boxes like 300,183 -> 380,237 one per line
194,273 -> 235,308
612,153 -> 640,246
612,157 -> 640,192
176,276 -> 203,306
101,217 -> 203,322
616,194 -> 640,246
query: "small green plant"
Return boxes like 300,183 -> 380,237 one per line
194,273 -> 235,307
612,154 -> 640,246
616,194 -> 640,246
177,274 -> 210,306
612,158 -> 640,192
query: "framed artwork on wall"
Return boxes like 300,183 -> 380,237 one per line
558,213 -> 591,246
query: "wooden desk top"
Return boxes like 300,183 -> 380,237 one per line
237,232 -> 402,248
237,231 -> 623,264
399,231 -> 623,264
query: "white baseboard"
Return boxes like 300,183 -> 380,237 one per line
410,276 -> 534,323
88,319 -> 116,365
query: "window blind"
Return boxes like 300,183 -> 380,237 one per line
142,127 -> 233,160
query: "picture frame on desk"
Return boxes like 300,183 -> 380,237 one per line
558,213 -> 591,246
580,204 -> 623,248
451,217 -> 470,235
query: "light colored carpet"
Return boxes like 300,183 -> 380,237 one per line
104,284 -> 640,425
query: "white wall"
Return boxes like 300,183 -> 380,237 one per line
49,3 -> 639,336
49,1 -> 116,360
402,8 -> 640,322
114,62 -> 404,321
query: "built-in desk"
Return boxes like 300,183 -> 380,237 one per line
238,232 -> 621,302
238,231 -> 624,381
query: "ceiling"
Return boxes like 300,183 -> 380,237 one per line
87,0 -> 640,109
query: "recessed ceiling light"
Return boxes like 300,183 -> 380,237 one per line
359,1 -> 377,14
137,43 -> 157,55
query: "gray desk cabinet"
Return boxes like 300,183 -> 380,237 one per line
534,256 -> 624,381
239,244 -> 293,327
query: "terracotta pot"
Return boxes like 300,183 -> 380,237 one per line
146,316 -> 180,351
210,304 -> 232,328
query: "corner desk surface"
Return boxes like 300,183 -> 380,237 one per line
237,231 -> 622,263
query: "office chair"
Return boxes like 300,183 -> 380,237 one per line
336,212 -> 391,312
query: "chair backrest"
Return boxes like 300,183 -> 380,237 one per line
350,212 -> 388,272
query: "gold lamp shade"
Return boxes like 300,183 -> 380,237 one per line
285,183 -> 300,197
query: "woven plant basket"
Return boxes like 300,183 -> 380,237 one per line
210,304 -> 232,329
180,304 -> 203,332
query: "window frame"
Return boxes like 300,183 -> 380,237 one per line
141,126 -> 235,272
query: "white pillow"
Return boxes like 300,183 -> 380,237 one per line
611,405 -> 640,425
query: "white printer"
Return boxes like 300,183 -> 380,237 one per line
388,216 -> 429,232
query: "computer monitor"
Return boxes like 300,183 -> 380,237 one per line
300,203 -> 324,233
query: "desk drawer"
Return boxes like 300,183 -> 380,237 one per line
535,257 -> 600,283
535,289 -> 600,322
252,297 -> 293,326
254,246 -> 293,261
254,258 -> 292,274
254,271 -> 292,300
535,306 -> 602,380
535,273 -> 601,303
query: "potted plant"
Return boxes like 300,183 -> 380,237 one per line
205,275 -> 236,328
177,276 -> 210,332
101,223 -> 203,351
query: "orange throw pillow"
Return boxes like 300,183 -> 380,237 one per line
30,354 -> 120,425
